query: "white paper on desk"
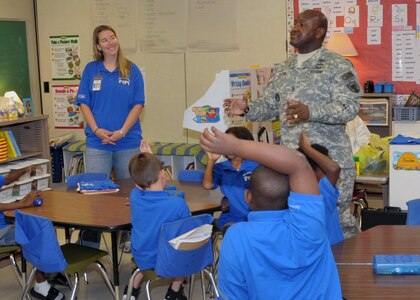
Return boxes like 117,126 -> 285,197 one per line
169,224 -> 213,250
183,70 -> 231,133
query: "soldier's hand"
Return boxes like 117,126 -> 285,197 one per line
223,96 -> 248,117
284,99 -> 309,125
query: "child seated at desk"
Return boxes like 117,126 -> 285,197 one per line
123,152 -> 191,300
200,127 -> 342,300
0,170 -> 65,300
298,132 -> 344,245
202,126 -> 259,231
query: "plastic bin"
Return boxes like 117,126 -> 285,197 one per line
393,107 -> 420,121
50,142 -> 69,183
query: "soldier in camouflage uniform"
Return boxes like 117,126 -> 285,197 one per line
224,10 -> 361,238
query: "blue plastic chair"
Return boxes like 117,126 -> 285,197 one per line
126,214 -> 219,300
406,199 -> 420,225
65,172 -> 108,188
177,170 -> 205,183
14,210 -> 115,300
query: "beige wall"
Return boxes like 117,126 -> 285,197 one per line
6,0 -> 287,144
0,0 -> 41,116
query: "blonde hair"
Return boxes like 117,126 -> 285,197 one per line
92,25 -> 131,78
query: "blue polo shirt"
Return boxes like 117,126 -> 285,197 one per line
130,188 -> 191,270
218,192 -> 342,300
76,61 -> 145,151
0,175 -> 8,230
212,159 -> 259,227
319,176 -> 344,245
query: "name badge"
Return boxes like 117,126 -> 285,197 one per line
92,79 -> 102,91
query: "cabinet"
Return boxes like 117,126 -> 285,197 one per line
0,115 -> 51,200
360,93 -> 393,137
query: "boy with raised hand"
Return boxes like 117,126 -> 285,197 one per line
200,127 -> 342,300
298,131 -> 344,245
123,152 -> 191,300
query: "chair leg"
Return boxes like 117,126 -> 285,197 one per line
20,267 -> 36,300
70,272 -> 79,300
203,268 -> 219,298
9,253 -> 23,287
65,273 -> 73,290
188,274 -> 195,300
126,268 -> 141,300
95,260 -> 115,298
200,270 -> 206,300
145,279 -> 153,300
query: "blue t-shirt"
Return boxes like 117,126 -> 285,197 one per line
212,159 -> 259,227
130,188 -> 191,270
218,192 -> 342,300
319,176 -> 344,245
0,175 -> 8,230
76,61 -> 145,151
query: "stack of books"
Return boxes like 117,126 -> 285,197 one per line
0,131 -> 21,158
0,137 -> 8,162
77,179 -> 120,195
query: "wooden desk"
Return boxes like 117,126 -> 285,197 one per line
332,225 -> 420,264
6,181 -> 221,299
338,265 -> 420,299
332,226 -> 420,299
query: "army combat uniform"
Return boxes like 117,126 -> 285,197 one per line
245,47 -> 362,238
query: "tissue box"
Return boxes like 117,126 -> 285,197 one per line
13,178 -> 33,197
373,254 -> 420,275
31,174 -> 50,190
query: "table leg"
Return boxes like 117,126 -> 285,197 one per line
111,231 -> 120,299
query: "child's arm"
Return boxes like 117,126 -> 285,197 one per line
140,140 -> 153,154
4,168 -> 31,185
299,132 -> 341,186
202,152 -> 220,189
0,190 -> 42,212
200,127 -> 319,195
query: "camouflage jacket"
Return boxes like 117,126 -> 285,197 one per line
246,47 -> 361,168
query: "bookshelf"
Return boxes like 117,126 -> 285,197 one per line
0,115 -> 51,180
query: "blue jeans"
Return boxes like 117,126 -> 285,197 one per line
85,147 -> 139,179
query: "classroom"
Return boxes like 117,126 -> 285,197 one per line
1,0 -> 420,299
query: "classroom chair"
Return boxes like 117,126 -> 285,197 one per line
0,245 -> 23,287
177,170 -> 205,183
14,209 -> 115,300
125,214 -> 219,300
65,172 -> 108,189
406,199 -> 420,225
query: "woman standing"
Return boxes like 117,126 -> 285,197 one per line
77,25 -> 145,180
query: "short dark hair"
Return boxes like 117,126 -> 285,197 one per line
297,143 -> 329,170
300,10 -> 328,40
249,165 -> 290,211
225,126 -> 254,141
128,152 -> 163,189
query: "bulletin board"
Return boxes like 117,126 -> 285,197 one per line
0,21 -> 31,99
292,1 -> 419,94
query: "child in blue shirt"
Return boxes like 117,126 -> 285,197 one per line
298,132 -> 344,245
200,127 -> 342,300
203,126 -> 259,230
123,152 -> 191,300
0,170 -> 65,300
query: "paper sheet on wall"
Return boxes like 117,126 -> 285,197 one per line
183,70 -> 231,133
91,0 -> 137,52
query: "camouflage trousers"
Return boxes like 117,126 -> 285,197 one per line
337,167 -> 360,238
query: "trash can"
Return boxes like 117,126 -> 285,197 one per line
50,141 -> 69,183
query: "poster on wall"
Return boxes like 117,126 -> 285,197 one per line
52,84 -> 84,129
50,35 -> 81,80
183,67 -> 278,143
